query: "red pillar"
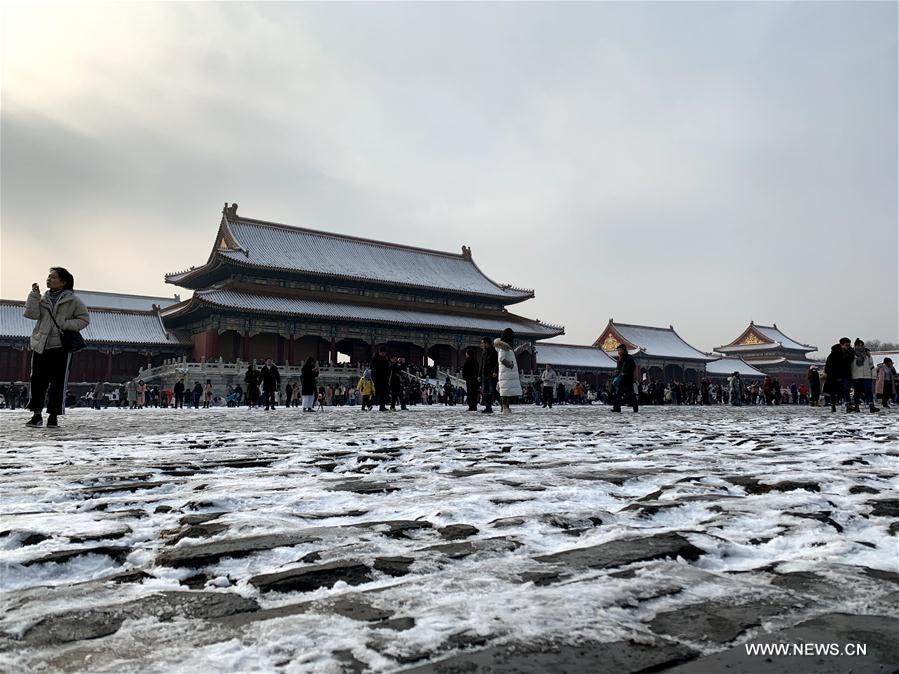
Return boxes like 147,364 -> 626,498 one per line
20,348 -> 30,381
207,328 -> 219,359
288,335 -> 295,366
106,352 -> 113,381
242,332 -> 251,361
330,337 -> 337,365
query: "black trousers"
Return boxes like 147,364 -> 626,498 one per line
262,389 -> 276,408
390,387 -> 406,409
467,381 -> 479,410
542,386 -> 554,407
29,347 -> 71,416
612,383 -> 638,412
374,379 -> 390,409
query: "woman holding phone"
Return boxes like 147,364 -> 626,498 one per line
23,267 -> 90,427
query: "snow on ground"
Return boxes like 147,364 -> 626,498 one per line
0,405 -> 897,673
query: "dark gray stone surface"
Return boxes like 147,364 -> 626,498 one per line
571,469 -> 665,485
82,481 -> 170,496
357,520 -> 433,538
665,613 -> 899,673
22,591 -> 258,645
533,532 -> 703,570
328,481 -> 401,494
373,556 -> 414,576
868,499 -> 899,517
649,596 -> 806,644
420,537 -> 522,559
438,524 -> 479,540
397,639 -> 698,673
249,560 -> 372,593
155,532 -> 319,568
23,545 -> 131,567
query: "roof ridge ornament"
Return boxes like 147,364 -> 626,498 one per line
223,202 -> 238,218
461,245 -> 471,260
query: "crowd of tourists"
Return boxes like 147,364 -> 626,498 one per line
13,268 -> 898,426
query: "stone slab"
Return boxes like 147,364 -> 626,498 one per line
155,532 -> 319,568
665,613 -> 899,673
534,532 -> 703,570
397,639 -> 697,673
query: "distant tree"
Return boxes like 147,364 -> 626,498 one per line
865,339 -> 899,351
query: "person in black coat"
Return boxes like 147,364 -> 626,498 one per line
260,357 -> 280,410
462,348 -> 480,411
370,346 -> 391,412
807,367 -> 821,406
244,364 -> 260,408
824,338 -> 853,412
611,344 -> 638,413
479,336 -> 498,413
389,356 -> 407,411
300,356 -> 319,412
173,377 -> 185,409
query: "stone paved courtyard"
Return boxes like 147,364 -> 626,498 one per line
1,405 -> 897,673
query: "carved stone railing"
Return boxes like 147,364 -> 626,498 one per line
135,358 -> 362,387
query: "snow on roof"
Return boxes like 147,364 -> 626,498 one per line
168,288 -> 561,337
706,357 -> 766,377
609,322 -> 716,361
535,343 -> 616,370
753,324 -> 815,352
76,290 -> 181,311
0,301 -> 186,346
168,213 -> 533,301
745,357 -> 823,367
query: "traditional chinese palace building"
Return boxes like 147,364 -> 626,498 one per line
714,322 -> 821,385
533,342 -> 616,388
160,204 -> 563,370
0,291 -> 189,384
593,319 -> 716,383
705,356 -> 766,382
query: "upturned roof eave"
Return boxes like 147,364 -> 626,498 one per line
171,251 -> 533,302
164,290 -> 560,337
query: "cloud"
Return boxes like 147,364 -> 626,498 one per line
2,2 -> 896,353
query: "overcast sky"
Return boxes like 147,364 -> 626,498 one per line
2,2 -> 896,355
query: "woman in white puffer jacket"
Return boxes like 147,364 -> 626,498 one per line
494,328 -> 527,413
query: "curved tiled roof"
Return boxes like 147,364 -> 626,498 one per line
716,322 -> 816,353
76,290 -> 181,311
167,213 -> 533,302
163,288 -> 561,338
602,321 -> 716,362
753,325 -> 815,352
0,301 -> 186,346
705,357 -> 766,377
535,343 -> 616,370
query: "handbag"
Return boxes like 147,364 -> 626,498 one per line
44,305 -> 86,353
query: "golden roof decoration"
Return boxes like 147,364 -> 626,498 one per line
600,333 -> 621,351
738,332 -> 766,346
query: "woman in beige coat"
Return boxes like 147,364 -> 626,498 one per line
875,358 -> 896,409
23,267 -> 90,427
